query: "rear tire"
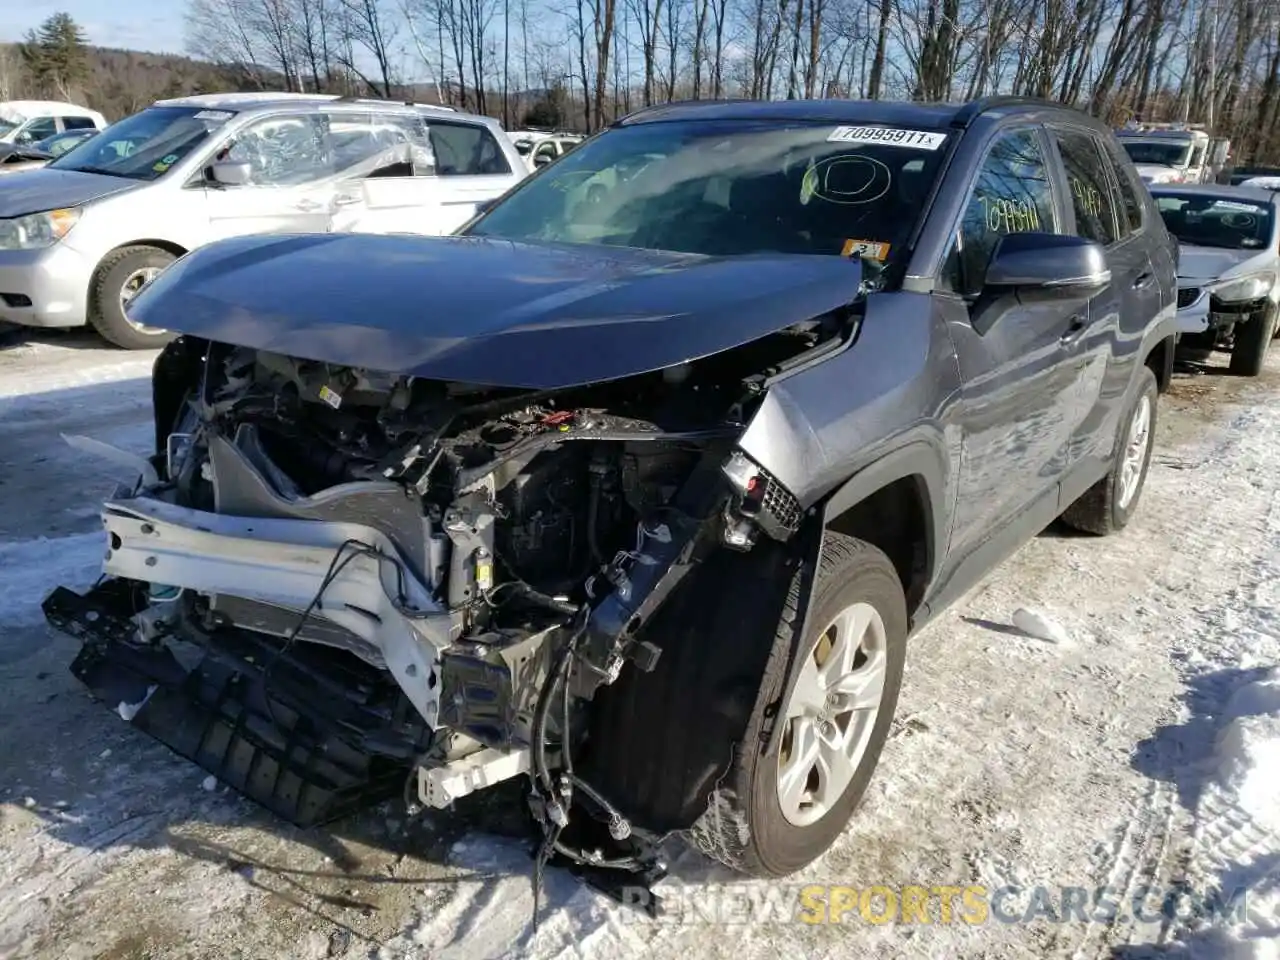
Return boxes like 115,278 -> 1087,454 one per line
1061,366 -> 1158,536
1229,308 -> 1272,376
88,246 -> 176,350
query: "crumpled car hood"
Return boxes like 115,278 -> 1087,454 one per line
128,233 -> 865,389
1177,245 -> 1272,284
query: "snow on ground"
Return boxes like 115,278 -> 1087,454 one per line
2,331 -> 1280,959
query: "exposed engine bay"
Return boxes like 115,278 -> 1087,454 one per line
43,320 -> 833,909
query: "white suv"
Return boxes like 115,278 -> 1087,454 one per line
0,100 -> 107,146
0,93 -> 527,348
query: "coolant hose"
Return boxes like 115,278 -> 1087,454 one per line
531,636 -> 575,796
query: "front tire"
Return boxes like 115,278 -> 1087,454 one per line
88,245 -> 176,350
688,534 -> 907,877
1060,366 -> 1158,536
1229,308 -> 1272,376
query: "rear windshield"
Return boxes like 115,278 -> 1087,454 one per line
49,105 -> 237,181
1121,140 -> 1192,167
1153,193 -> 1275,249
465,119 -> 951,264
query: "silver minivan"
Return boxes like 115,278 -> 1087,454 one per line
0,93 -> 526,348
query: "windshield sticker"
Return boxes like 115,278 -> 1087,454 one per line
827,126 -> 946,150
1216,201 -> 1261,212
800,155 -> 891,206
841,239 -> 891,260
151,153 -> 178,173
194,110 -> 234,122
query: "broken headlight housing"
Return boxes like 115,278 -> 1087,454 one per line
1207,272 -> 1275,303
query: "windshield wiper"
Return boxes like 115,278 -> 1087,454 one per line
58,165 -> 137,179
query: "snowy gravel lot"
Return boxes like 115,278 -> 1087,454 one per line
2,329 -> 1279,960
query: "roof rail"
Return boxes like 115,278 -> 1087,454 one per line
329,94 -> 456,112
950,96 -> 1066,128
614,98 -> 758,125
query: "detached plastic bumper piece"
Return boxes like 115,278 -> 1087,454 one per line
43,582 -> 413,828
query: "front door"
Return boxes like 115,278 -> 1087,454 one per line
938,126 -> 1091,559
201,113 -> 337,241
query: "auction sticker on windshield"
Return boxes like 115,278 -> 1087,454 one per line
827,126 -> 947,150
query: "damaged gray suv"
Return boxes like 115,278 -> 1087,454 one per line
45,97 -> 1178,903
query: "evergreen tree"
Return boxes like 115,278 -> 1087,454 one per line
20,13 -> 90,100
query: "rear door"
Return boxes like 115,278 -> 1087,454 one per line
940,125 -> 1092,555
1047,125 -> 1160,498
326,110 -> 449,235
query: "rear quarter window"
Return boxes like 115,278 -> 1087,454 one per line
429,122 -> 512,176
1052,128 -> 1121,246
1101,137 -> 1146,236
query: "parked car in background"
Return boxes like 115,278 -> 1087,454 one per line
0,92 -> 526,349
0,100 -> 106,146
0,128 -> 100,177
1238,173 -> 1280,191
508,129 -> 585,170
46,97 -> 1178,896
1117,124 -> 1220,185
1150,184 -> 1280,376
1220,165 -> 1280,187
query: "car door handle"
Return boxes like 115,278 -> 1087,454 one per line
333,193 -> 362,207
1060,314 -> 1088,345
294,198 -> 323,212
1133,271 -> 1155,290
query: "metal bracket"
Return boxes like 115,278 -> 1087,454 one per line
100,496 -> 450,726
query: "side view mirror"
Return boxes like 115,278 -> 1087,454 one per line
533,153 -> 553,168
209,159 -> 252,186
984,232 -> 1110,296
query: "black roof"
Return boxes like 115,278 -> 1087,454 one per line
614,96 -> 1099,131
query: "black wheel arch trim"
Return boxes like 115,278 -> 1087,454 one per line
758,437 -> 948,761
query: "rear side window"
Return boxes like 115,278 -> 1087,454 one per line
942,128 -> 1057,295
429,122 -> 512,176
62,116 -> 97,130
323,111 -> 435,178
1053,129 -> 1120,246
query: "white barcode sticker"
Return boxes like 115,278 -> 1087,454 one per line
827,126 -> 947,150
194,110 -> 234,122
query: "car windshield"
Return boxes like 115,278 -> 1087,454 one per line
49,105 -> 237,181
465,119 -> 950,261
1122,140 -> 1192,167
0,118 -> 16,137
1153,193 -> 1275,249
